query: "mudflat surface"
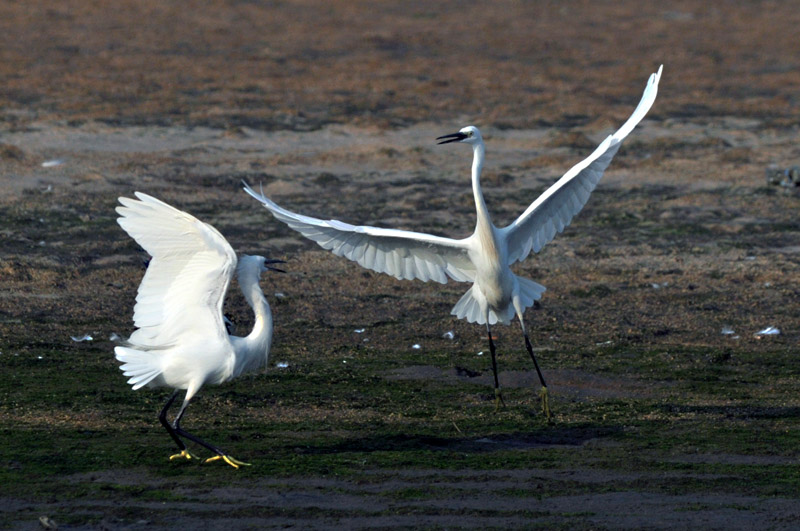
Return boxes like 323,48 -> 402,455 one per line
1,1 -> 799,529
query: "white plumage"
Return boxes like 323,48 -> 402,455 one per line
245,66 -> 662,416
115,192 -> 283,467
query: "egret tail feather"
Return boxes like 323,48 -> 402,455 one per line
516,276 -> 546,310
452,285 -> 484,324
114,346 -> 163,390
451,277 -> 545,326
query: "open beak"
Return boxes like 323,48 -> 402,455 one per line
436,132 -> 468,145
263,258 -> 286,273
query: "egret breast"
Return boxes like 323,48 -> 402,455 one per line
472,223 -> 513,311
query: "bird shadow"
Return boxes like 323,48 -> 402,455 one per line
296,425 -> 621,456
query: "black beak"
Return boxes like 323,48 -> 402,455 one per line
264,258 -> 286,273
436,132 -> 468,145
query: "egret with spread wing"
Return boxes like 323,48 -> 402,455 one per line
245,66 -> 661,419
115,192 -> 284,468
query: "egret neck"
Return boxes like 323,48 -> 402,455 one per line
233,269 -> 273,377
471,141 -> 490,228
470,140 -> 502,269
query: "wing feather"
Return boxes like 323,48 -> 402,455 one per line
502,66 -> 662,264
116,192 -> 236,348
244,183 -> 475,283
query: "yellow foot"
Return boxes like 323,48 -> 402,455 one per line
169,449 -> 198,462
204,454 -> 251,469
539,386 -> 553,422
494,388 -> 506,411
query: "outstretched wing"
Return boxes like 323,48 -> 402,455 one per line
502,65 -> 662,264
116,192 -> 237,348
243,183 -> 475,283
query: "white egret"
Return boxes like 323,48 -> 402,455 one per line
114,192 -> 284,468
244,66 -> 662,419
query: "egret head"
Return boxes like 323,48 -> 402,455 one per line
436,125 -> 482,146
238,255 -> 286,278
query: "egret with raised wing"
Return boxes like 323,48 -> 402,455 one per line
245,66 -> 661,419
115,192 -> 284,468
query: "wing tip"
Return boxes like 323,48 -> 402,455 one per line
647,64 -> 663,94
645,64 -> 663,98
242,180 -> 280,211
241,180 -> 256,197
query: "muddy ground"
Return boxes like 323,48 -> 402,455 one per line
1,1 -> 799,529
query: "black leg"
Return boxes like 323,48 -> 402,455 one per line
171,397 -> 251,469
519,319 -> 552,421
173,408 -> 224,456
159,390 -> 186,452
487,323 -> 505,409
523,332 -> 548,389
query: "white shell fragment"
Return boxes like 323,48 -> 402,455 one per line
754,326 -> 780,337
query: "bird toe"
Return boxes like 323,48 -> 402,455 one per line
494,388 -> 506,410
169,449 -> 197,462
539,386 -> 554,423
204,454 -> 251,469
